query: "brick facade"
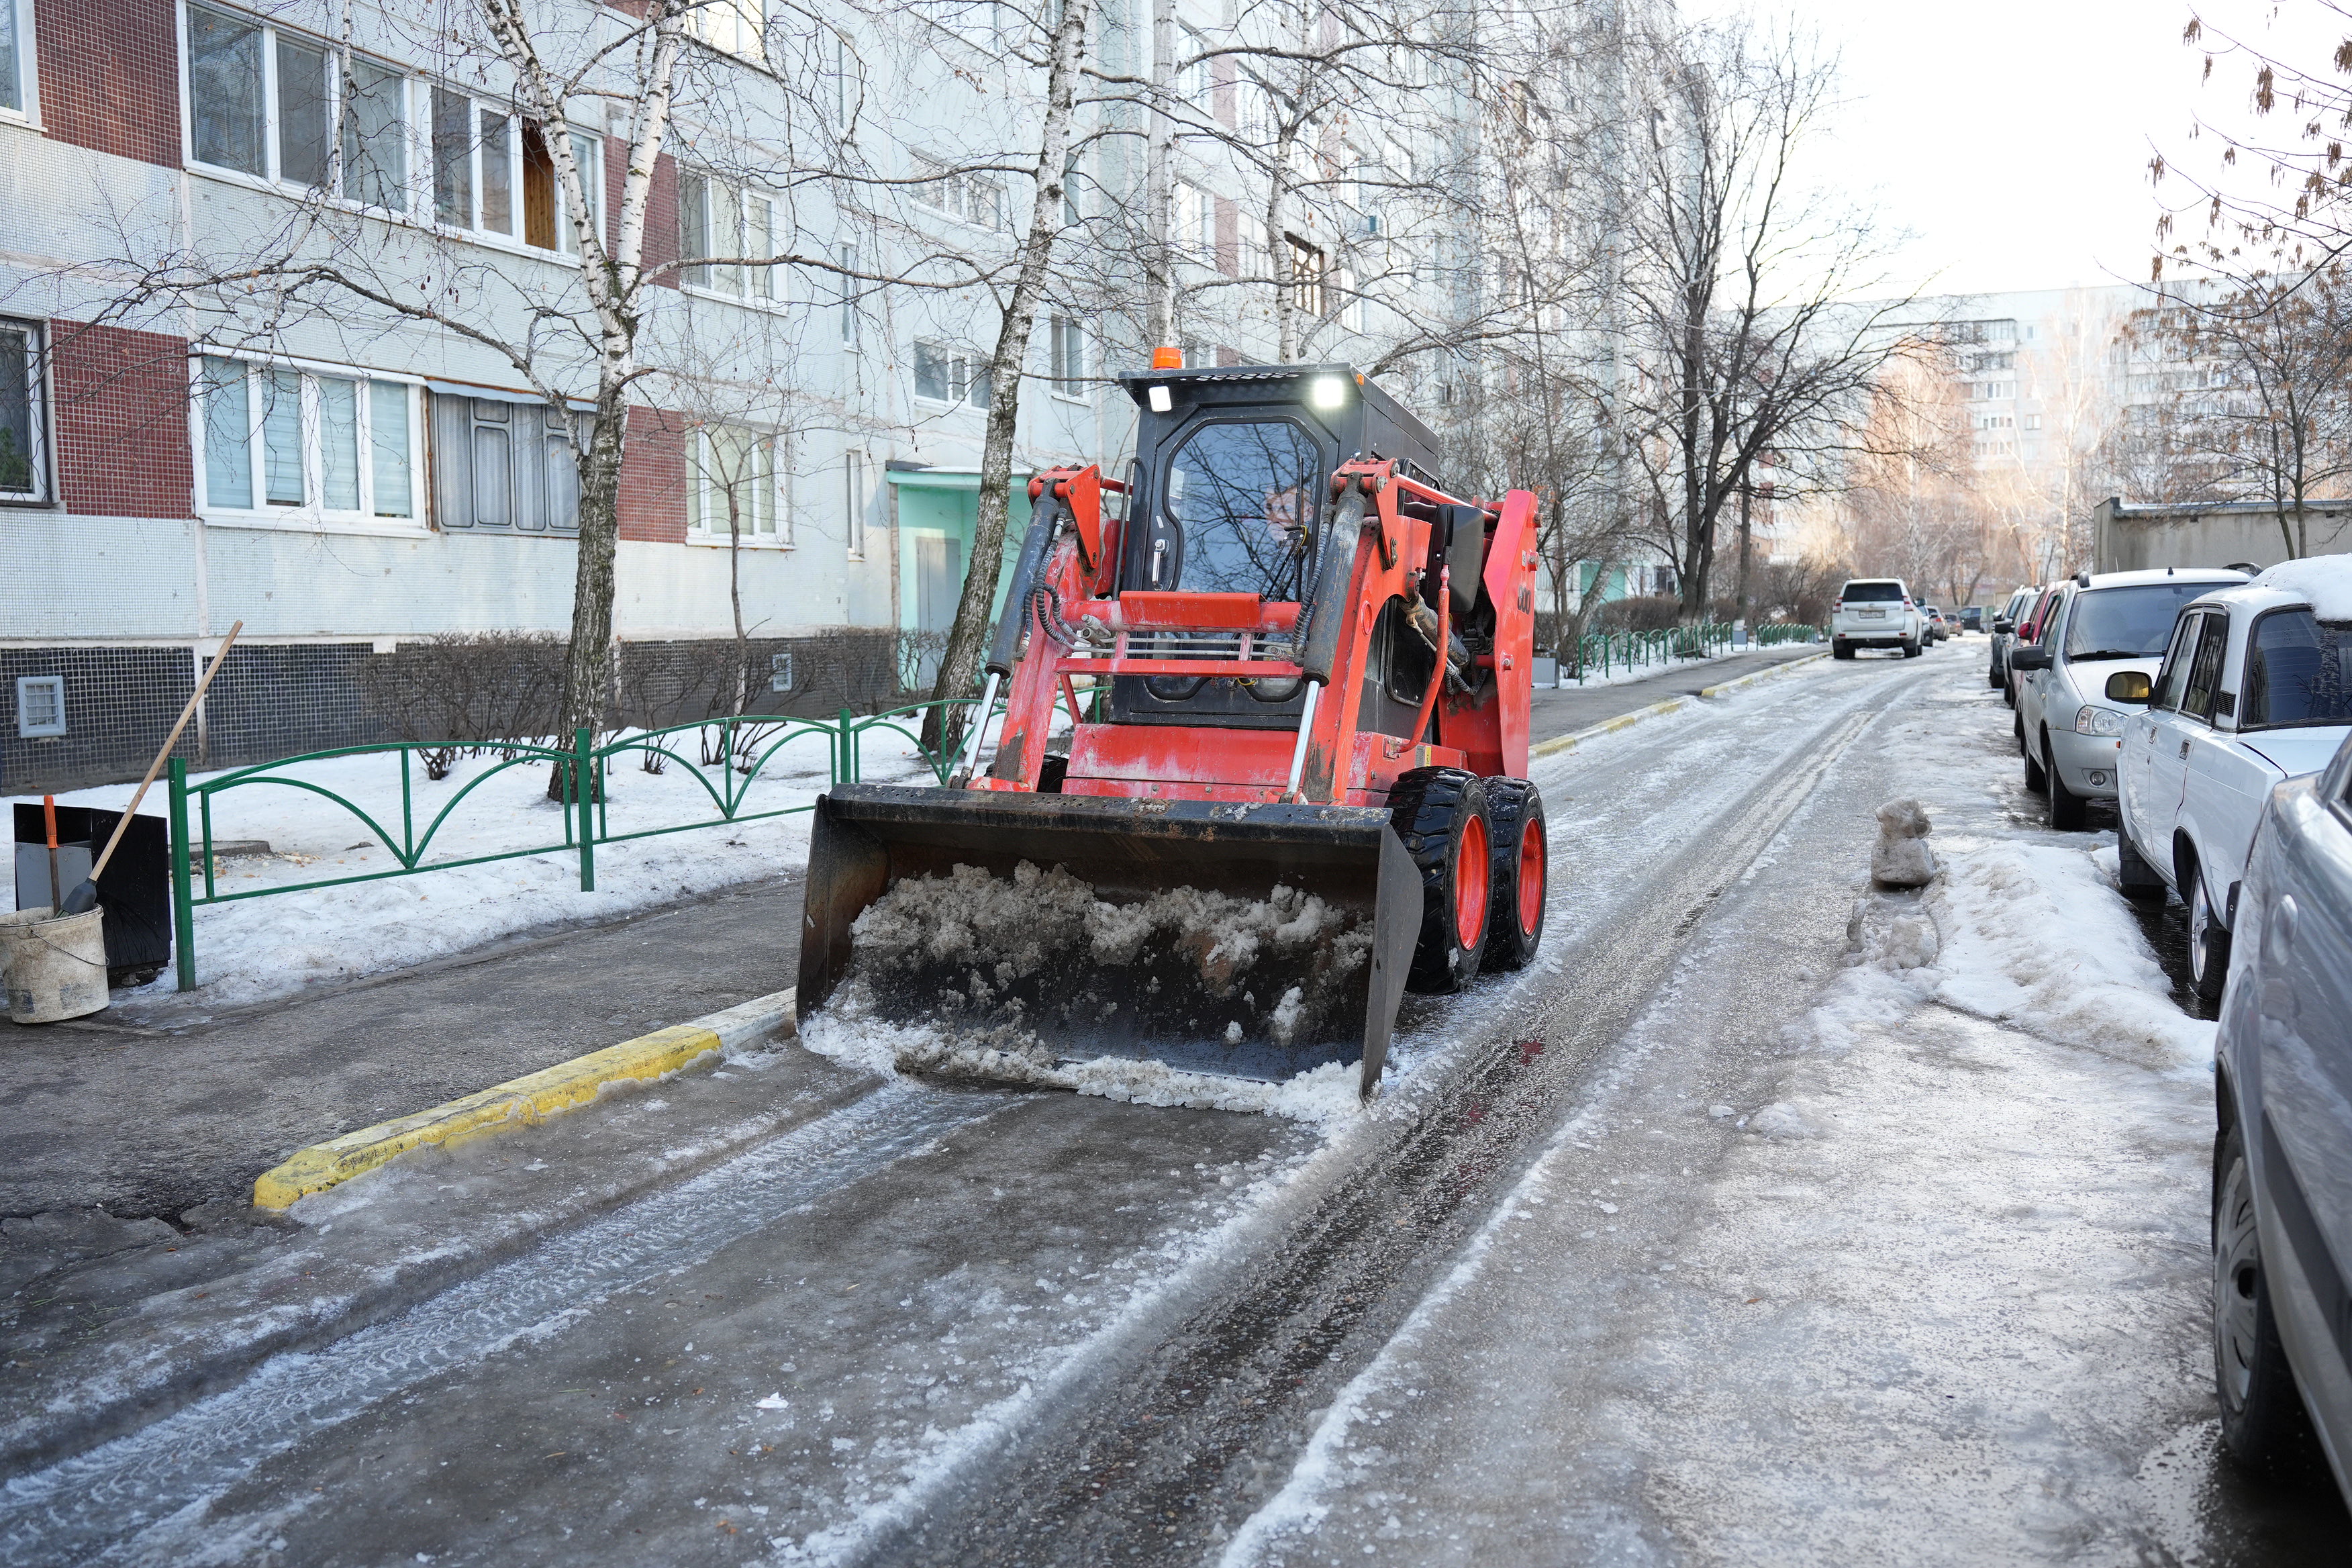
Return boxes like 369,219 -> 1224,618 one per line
37,0 -> 183,167
616,404 -> 688,543
51,322 -> 195,518
643,152 -> 681,288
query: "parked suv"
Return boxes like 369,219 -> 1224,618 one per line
1830,579 -> 1924,658
2210,726 -> 2352,1511
2012,568 -> 2249,830
2117,560 -> 2352,999
1959,606 -> 1983,633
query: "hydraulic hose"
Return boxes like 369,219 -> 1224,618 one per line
986,491 -> 1067,679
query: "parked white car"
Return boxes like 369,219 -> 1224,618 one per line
2117,558 -> 2352,999
2012,568 -> 2249,832
1830,578 -> 1924,658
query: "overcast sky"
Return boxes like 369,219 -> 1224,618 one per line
1683,0 -> 2322,301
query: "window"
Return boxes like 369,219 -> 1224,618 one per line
1286,235 -> 1326,317
1156,419 -> 1322,598
2241,608 -> 2351,728
844,450 -> 866,558
3,0 -> 36,117
1335,266 -> 1363,332
1174,182 -> 1210,258
2067,583 -> 2219,660
183,5 -> 596,245
689,0 -> 767,62
823,30 -> 855,130
1237,210 -> 1271,279
197,355 -> 424,524
2023,413 -> 2042,431
1175,28 -> 1210,104
2182,613 -> 2230,721
1050,317 -> 1085,397
770,650 -> 795,693
682,174 -> 779,298
689,426 -> 785,544
913,342 -> 991,408
837,244 -> 859,344
1,319 -> 49,503
913,155 -> 1005,229
16,675 -> 64,738
427,391 -> 587,532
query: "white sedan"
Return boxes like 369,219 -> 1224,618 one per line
2118,558 -> 2352,1000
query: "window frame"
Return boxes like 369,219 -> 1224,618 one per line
0,316 -> 54,506
189,350 -> 428,536
910,340 -> 991,410
177,3 -> 599,252
2180,611 -> 2231,724
1049,315 -> 1087,401
687,424 -> 791,549
2,0 -> 39,124
15,675 -> 66,739
2238,605 -> 2352,732
681,171 -> 782,302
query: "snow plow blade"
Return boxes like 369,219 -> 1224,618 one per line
795,783 -> 1422,1098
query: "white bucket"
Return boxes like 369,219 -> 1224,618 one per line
1,905 -> 110,1024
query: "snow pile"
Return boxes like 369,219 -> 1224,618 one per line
1869,797 -> 1937,888
799,859 -> 1379,1122
1866,840 -> 2214,1068
2253,552 -> 2352,620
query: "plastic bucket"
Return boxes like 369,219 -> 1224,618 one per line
1,905 -> 110,1024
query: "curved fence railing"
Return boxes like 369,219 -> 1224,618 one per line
162,700 -> 1012,991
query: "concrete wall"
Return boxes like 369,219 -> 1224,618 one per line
2092,497 -> 2352,573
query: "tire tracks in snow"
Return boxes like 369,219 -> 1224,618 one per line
847,671 -> 1912,1568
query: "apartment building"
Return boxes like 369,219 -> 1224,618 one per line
7,0 -> 1517,790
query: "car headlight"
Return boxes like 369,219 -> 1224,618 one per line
2073,704 -> 2124,736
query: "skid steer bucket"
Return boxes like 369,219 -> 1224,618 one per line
795,784 -> 1422,1097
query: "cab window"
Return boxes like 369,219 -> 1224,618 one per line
2243,608 -> 2352,728
1157,419 -> 1323,599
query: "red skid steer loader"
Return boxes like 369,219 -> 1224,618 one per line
796,360 -> 1548,1099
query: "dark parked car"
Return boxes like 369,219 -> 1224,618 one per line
1988,585 -> 2040,695
2211,727 -> 2352,1508
1959,606 -> 1983,632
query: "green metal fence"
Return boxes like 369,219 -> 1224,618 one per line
163,697 -> 1010,992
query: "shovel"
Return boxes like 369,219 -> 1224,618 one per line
60,622 -> 242,917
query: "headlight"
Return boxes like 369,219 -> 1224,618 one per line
2074,705 -> 2124,736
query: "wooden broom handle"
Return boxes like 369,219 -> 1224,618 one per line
87,622 -> 243,885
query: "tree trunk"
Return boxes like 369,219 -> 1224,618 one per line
920,0 -> 1093,761
1143,0 -> 1175,348
548,389 -> 628,799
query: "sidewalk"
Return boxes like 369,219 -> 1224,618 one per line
1528,642 -> 1822,741
0,871 -> 806,1222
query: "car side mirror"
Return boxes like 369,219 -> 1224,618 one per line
1992,618 -> 2013,634
2009,646 -> 2051,671
2105,671 -> 2153,704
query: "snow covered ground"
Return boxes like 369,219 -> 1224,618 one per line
3,726 -> 935,1008
1218,659 -> 2277,1566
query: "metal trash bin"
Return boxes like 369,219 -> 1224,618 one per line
12,804 -> 172,986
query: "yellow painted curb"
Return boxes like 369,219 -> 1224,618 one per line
1529,696 -> 1687,760
253,1021 -> 727,1212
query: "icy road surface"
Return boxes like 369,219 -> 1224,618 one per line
5,654 -> 2341,1566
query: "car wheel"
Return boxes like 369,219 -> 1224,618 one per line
1902,638 -> 1921,658
2023,732 -> 2047,793
1387,767 -> 1491,994
1832,643 -> 1855,660
2046,736 -> 2088,830
1480,779 -> 1547,972
2213,1124 -> 2322,1473
1988,660 -> 2004,690
2116,831 -> 2167,901
2188,861 -> 2231,1003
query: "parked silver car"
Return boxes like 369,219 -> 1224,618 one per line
2010,568 -> 2248,830
1987,585 -> 2039,691
2210,726 -> 2352,1510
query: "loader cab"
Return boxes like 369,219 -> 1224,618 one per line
1110,364 -> 1445,732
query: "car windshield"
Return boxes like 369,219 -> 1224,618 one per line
1161,419 -> 1324,598
1843,581 -> 1902,602
2063,583 -> 2218,660
2243,609 -> 2352,727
